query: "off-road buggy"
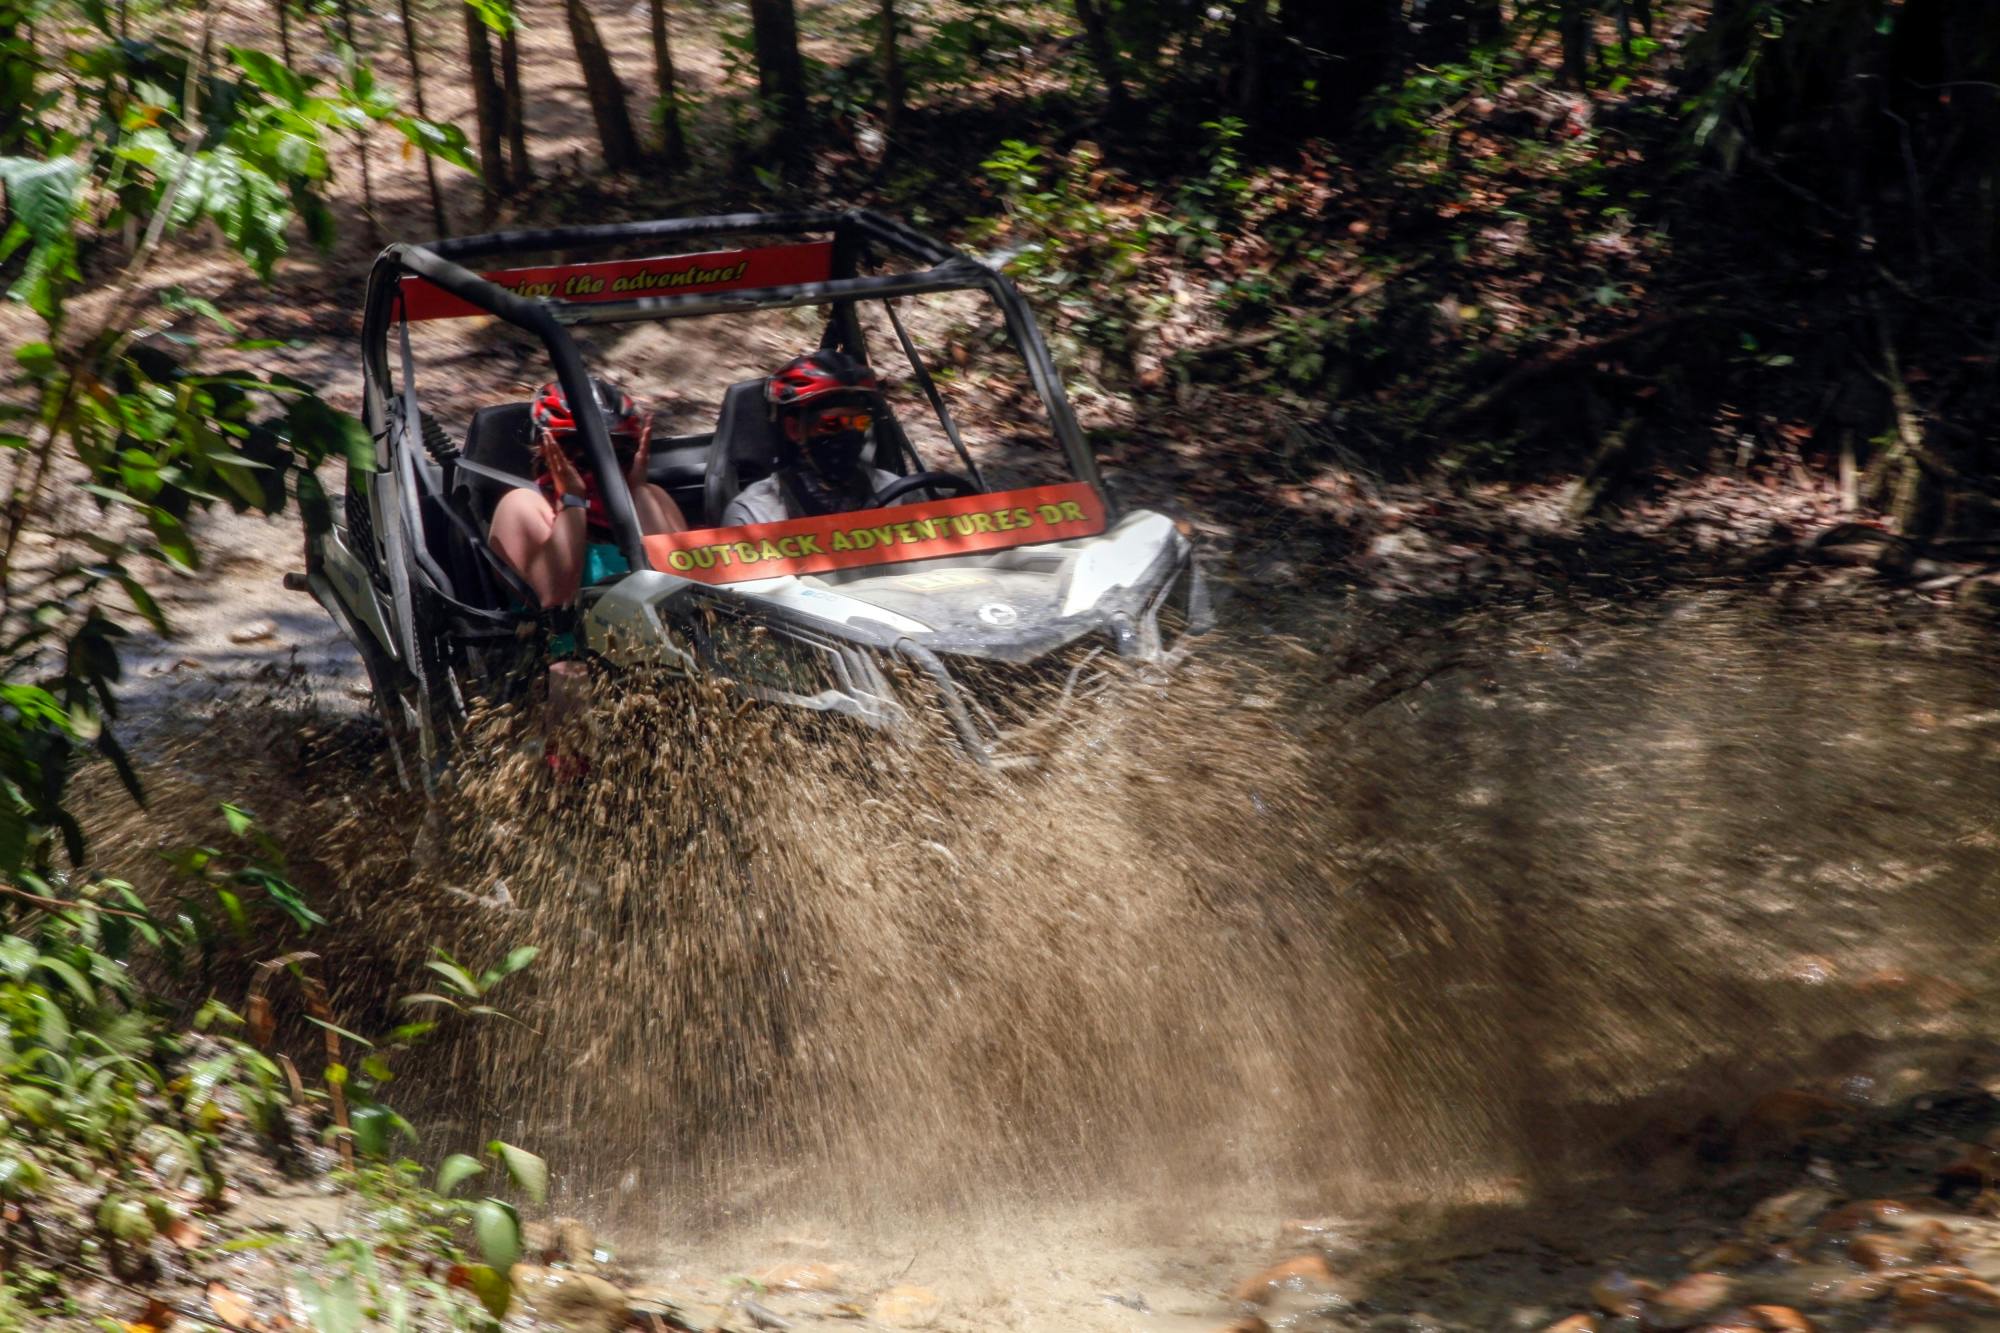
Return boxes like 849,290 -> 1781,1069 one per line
298,209 -> 1209,781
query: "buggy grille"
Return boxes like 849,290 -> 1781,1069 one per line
345,485 -> 382,583
928,637 -> 1115,758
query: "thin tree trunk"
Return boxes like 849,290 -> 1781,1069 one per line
500,29 -> 533,185
878,0 -> 905,145
747,0 -> 808,155
1071,0 -> 1129,120
334,0 -> 380,243
395,0 -> 449,234
649,0 -> 688,170
465,4 -> 508,209
1559,0 -> 1593,87
275,0 -> 292,65
564,0 -> 643,171
1232,0 -> 1267,120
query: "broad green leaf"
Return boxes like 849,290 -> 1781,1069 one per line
436,1152 -> 483,1196
466,0 -> 516,32
220,802 -> 254,837
471,1198 -> 521,1271
349,1102 -> 413,1158
35,956 -> 94,1006
460,1263 -> 512,1318
286,394 -> 373,471
297,1276 -> 363,1333
0,156 -> 82,244
487,1140 -> 547,1205
230,46 -> 308,107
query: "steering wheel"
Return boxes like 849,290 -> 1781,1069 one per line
870,471 -> 981,507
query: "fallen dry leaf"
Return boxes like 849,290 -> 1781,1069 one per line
207,1281 -> 259,1329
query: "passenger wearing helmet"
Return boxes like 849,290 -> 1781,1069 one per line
721,350 -> 906,527
488,376 -> 689,608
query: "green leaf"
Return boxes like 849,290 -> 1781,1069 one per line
98,1195 -> 155,1244
459,1263 -> 512,1318
0,1154 -> 45,1199
471,1198 -> 521,1271
230,46 -> 308,107
390,117 -> 477,174
466,0 -> 516,32
481,944 -> 538,986
436,1152 -> 483,1197
149,510 -> 197,571
220,803 -> 254,837
286,394 -> 373,471
0,157 -> 82,244
349,1102 -> 413,1159
0,936 -> 36,981
424,957 -> 481,998
297,1276 -> 364,1333
487,1140 -> 547,1204
36,956 -> 95,1007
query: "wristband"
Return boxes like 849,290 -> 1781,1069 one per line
559,493 -> 588,511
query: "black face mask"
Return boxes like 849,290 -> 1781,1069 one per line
801,428 -> 868,483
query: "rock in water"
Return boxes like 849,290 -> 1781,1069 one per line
1589,1274 -> 1656,1318
1231,1253 -> 1337,1305
229,620 -> 278,644
1645,1273 -> 1736,1330
870,1284 -> 943,1327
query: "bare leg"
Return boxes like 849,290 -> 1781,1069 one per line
632,480 -> 689,534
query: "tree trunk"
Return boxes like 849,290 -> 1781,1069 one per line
334,0 -> 380,244
1417,0 -> 1503,64
500,29 -> 532,185
465,4 -> 508,207
274,0 -> 291,65
395,0 -> 450,235
564,0 -> 643,171
878,0 -> 905,144
748,0 -> 808,153
1231,0 -> 1268,120
1071,0 -> 1129,120
1558,0 -> 1594,87
649,0 -> 688,170
1279,0 -> 1400,130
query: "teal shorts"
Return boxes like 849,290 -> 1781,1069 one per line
546,542 -> 631,658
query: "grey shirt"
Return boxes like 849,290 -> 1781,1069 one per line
721,468 -> 902,527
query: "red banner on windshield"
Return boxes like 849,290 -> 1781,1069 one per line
643,482 -> 1108,586
397,241 -> 836,322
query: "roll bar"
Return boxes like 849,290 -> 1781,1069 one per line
357,208 -> 1105,576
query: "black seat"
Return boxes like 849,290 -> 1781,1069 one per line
457,403 -> 537,531
702,379 -> 788,525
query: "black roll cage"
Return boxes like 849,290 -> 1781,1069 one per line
358,208 -> 1108,577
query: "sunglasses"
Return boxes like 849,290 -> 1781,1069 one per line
809,410 -> 872,437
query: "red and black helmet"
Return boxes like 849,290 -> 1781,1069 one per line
531,377 -> 647,443
766,349 -> 880,413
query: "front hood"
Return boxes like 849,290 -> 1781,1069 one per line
583,509 -> 1192,666
780,509 -> 1186,657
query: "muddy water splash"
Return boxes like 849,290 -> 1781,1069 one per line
86,589 -> 2000,1302
424,658 -> 1412,1223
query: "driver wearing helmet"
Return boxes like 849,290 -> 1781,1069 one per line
721,350 -> 905,527
488,376 -> 689,608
